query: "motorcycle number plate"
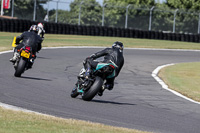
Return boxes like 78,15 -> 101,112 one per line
21,50 -> 30,58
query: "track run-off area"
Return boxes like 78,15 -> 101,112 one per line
0,47 -> 200,133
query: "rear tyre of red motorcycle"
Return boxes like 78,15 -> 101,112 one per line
14,58 -> 26,77
82,76 -> 103,101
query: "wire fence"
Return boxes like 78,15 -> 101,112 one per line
2,0 -> 200,34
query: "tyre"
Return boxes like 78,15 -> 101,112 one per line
14,57 -> 26,77
82,76 -> 103,101
71,86 -> 79,98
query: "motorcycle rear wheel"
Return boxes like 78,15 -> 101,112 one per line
82,76 -> 103,101
14,57 -> 26,77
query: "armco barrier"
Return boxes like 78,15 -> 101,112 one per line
0,18 -> 200,43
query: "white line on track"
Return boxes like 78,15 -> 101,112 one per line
0,47 -> 199,113
152,64 -> 200,105
0,50 -> 12,54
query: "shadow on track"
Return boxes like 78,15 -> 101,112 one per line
20,76 -> 52,81
37,56 -> 51,59
91,99 -> 136,106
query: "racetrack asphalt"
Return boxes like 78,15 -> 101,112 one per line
0,47 -> 200,133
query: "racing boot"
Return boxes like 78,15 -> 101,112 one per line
98,84 -> 113,96
98,89 -> 104,96
83,57 -> 93,79
10,52 -> 19,63
83,68 -> 93,88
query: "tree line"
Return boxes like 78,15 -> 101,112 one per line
3,0 -> 200,33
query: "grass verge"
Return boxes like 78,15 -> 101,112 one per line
158,62 -> 200,102
1,32 -> 200,51
0,107 -> 150,133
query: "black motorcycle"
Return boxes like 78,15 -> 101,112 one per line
13,46 -> 35,77
71,61 -> 117,101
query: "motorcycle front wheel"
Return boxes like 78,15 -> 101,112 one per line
71,86 -> 79,98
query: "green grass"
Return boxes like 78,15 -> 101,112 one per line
159,62 -> 200,102
0,107 -> 151,133
1,31 -> 200,51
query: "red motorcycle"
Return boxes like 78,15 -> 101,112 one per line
13,46 -> 35,77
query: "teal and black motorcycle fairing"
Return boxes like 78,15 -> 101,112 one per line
71,61 -> 117,101
95,62 -> 116,79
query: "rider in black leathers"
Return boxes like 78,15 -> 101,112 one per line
83,41 -> 124,96
10,25 -> 43,63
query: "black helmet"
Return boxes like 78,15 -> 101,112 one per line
112,41 -> 124,51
